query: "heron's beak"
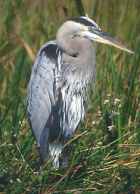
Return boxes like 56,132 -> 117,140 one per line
81,27 -> 134,54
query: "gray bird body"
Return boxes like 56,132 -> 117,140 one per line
27,16 -> 132,168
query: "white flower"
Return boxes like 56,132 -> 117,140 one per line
114,98 -> 121,105
103,99 -> 109,105
97,110 -> 102,116
108,125 -> 115,131
107,93 -> 111,97
16,178 -> 22,183
10,179 -> 13,183
92,121 -> 96,125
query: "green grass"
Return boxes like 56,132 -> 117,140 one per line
0,0 -> 140,193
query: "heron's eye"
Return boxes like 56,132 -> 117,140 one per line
72,33 -> 79,39
72,53 -> 78,57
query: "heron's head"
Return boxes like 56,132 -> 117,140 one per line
57,16 -> 133,54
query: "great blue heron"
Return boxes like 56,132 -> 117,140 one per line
27,16 -> 133,168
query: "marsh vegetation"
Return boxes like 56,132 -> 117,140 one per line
0,0 -> 140,193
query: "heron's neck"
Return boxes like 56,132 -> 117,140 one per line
62,39 -> 95,70
61,40 -> 96,90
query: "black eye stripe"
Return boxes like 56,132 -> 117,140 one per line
70,17 -> 97,28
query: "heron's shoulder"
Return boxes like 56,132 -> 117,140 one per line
38,40 -> 61,60
39,40 -> 57,52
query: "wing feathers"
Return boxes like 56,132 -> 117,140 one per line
27,42 -> 59,151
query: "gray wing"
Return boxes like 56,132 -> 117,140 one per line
27,41 -> 60,160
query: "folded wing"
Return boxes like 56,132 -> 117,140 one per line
27,41 -> 61,160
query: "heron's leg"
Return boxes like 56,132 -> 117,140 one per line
60,143 -> 73,168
